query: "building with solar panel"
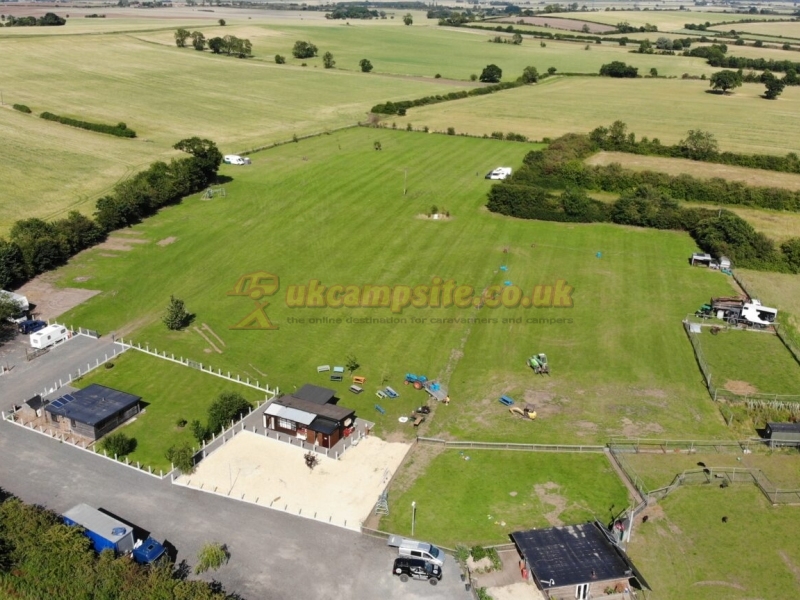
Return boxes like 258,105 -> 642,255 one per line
44,384 -> 141,441
510,521 -> 650,600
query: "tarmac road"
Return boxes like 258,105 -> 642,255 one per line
0,421 -> 469,600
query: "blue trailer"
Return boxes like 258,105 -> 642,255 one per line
63,504 -> 165,564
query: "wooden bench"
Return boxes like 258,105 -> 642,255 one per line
352,375 -> 366,385
385,387 -> 399,398
375,404 -> 386,415
499,395 -> 514,406
333,366 -> 345,374
317,365 -> 330,373
349,385 -> 363,395
376,390 -> 387,399
330,373 -> 343,382
413,416 -> 425,427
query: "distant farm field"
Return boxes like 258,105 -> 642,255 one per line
629,486 -> 800,600
0,29 -> 468,232
585,152 -> 800,191
712,20 -> 800,39
562,10 -> 784,30
53,128 -> 736,444
394,77 -> 800,156
135,23 -> 718,79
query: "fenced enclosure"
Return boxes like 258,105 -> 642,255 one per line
608,441 -> 800,505
682,319 -> 800,423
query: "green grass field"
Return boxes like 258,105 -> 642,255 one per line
697,329 -> 800,396
72,350 -> 263,471
379,448 -> 629,547
394,77 -> 800,156
132,21 -> 720,79
0,28 -> 468,232
628,485 -> 800,600
51,128 -> 737,444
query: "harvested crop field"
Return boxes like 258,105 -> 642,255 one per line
585,152 -> 800,191
495,16 -> 617,33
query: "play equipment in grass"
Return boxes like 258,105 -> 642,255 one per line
528,353 -> 549,375
509,405 -> 537,420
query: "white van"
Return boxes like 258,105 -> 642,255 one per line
30,325 -> 69,349
387,536 -> 445,566
223,154 -> 246,165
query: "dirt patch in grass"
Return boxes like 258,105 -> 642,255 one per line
692,581 -> 746,590
99,253 -> 119,258
533,482 -> 567,527
73,276 -> 92,282
16,275 -> 101,321
157,236 -> 178,246
523,388 -> 562,417
97,236 -> 148,252
621,418 -> 666,437
725,380 -> 759,394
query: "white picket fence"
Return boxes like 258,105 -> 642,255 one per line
115,337 -> 279,398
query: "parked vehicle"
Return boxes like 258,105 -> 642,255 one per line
18,319 -> 47,335
392,557 -> 442,585
485,167 -> 512,180
223,154 -> 250,165
387,535 -> 445,566
63,504 -> 166,564
701,296 -> 778,328
29,325 -> 69,349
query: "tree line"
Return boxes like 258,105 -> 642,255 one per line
0,138 -> 222,291
486,132 -> 800,273
40,112 -> 136,138
0,495 -> 234,599
2,12 -> 65,26
687,43 -> 800,76
175,29 -> 252,57
370,65 -> 554,115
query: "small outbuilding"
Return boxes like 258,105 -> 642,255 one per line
765,422 -> 800,447
263,384 -> 355,448
719,255 -> 731,270
511,521 -> 650,600
44,384 -> 141,441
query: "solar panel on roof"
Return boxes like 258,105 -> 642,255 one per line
51,400 -> 63,408
63,394 -> 74,401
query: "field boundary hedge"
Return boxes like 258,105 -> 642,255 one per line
40,111 -> 136,138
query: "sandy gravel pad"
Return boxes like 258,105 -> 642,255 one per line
487,582 -> 546,600
16,277 -> 100,321
178,431 -> 410,530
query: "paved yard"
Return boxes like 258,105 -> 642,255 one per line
0,420 -> 467,600
180,430 -> 410,530
0,334 -> 122,408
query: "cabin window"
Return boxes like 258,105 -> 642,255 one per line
278,418 -> 296,431
576,583 -> 588,599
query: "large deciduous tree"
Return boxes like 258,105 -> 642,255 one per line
175,28 -> 190,48
479,64 -> 502,83
709,69 -> 742,93
292,40 -> 318,59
